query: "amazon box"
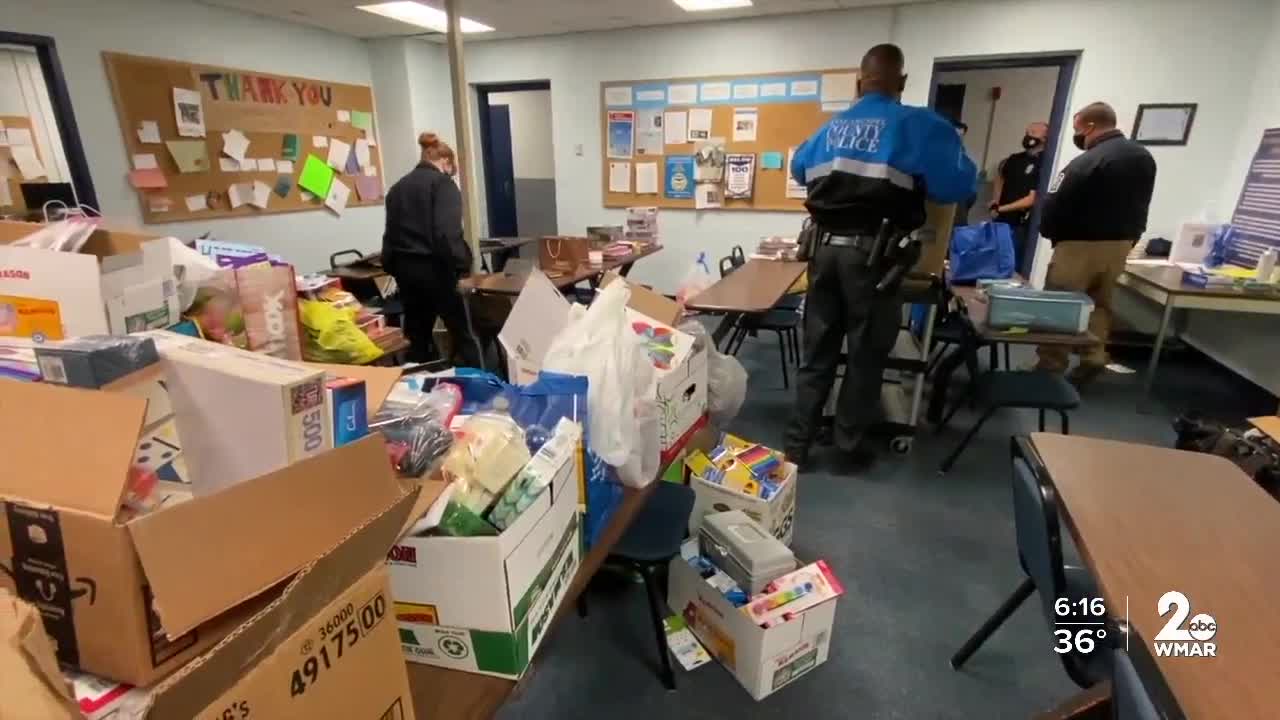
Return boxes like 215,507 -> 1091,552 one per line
64,546 -> 417,719
0,377 -> 408,687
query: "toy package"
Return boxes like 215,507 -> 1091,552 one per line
688,434 -> 790,500
236,262 -> 303,360
185,269 -> 248,349
743,560 -> 844,628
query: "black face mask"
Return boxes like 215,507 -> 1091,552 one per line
1072,132 -> 1087,150
1022,135 -> 1042,150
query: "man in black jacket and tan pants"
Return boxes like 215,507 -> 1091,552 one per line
1036,102 -> 1156,387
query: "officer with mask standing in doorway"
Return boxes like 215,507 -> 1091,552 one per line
784,44 -> 977,469
991,121 -> 1050,270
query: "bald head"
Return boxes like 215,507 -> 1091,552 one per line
858,43 -> 907,99
1073,101 -> 1119,150
1075,102 -> 1118,130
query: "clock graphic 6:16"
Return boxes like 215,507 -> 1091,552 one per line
1052,597 -> 1108,655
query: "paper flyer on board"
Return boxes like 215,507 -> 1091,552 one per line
725,153 -> 756,199
732,107 -> 759,142
786,147 -> 808,199
607,110 -> 636,159
636,109 -> 664,156
173,88 -> 206,138
664,155 -> 695,199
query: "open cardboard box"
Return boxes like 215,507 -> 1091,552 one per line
2,591 -> 80,719
389,431 -> 581,679
0,219 -> 178,339
0,371 -> 415,687
668,552 -> 838,701
66,503 -> 421,719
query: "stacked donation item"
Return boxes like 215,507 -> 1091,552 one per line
754,236 -> 800,261
297,272 -> 404,363
669,510 -> 843,700
684,433 -> 799,544
0,331 -> 428,718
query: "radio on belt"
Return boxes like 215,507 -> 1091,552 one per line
698,510 -> 796,596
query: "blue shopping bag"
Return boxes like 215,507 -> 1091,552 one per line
950,221 -> 1016,284
424,369 -> 619,548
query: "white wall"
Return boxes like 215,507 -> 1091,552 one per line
0,0 -> 385,272
413,0 -> 1272,292
1181,1 -> 1280,393
487,90 -> 555,180
367,38 -> 418,188
456,8 -> 897,288
935,66 -> 1058,178
0,45 -> 72,184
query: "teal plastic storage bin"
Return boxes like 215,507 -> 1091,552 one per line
986,287 -> 1094,333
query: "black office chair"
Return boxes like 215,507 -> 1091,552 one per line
1113,646 -> 1163,719
595,482 -> 696,690
936,370 -> 1079,474
950,436 -> 1109,689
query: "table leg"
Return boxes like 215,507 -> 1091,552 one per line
1140,299 -> 1175,412
618,261 -> 637,277
927,345 -> 967,425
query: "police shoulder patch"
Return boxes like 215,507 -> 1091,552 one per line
1048,171 -> 1066,193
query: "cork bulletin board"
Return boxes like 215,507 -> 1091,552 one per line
600,67 -> 858,212
102,51 -> 384,224
0,115 -> 49,212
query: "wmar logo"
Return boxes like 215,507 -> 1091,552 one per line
1154,591 -> 1217,657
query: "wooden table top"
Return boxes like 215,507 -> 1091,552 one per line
406,480 -> 659,718
950,284 -> 1097,347
460,245 -> 662,296
1030,433 -> 1280,719
479,236 -> 540,252
1124,263 -> 1280,300
685,259 -> 807,313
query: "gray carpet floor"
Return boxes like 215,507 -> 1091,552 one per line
497,335 -> 1269,720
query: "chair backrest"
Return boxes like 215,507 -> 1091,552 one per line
1011,446 -> 1066,622
719,256 -> 737,279
1113,649 -> 1163,720
731,245 -> 747,267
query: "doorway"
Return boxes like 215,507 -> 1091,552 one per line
476,81 -> 558,241
0,33 -> 96,218
928,53 -> 1079,280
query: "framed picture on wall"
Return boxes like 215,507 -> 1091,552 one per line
1132,103 -> 1198,146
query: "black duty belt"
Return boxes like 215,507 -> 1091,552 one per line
821,234 -> 877,251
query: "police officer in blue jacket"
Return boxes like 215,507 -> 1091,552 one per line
785,44 -> 977,469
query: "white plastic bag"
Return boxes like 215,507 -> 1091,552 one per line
675,251 -> 715,305
679,320 -> 748,426
616,398 -> 661,488
543,281 -> 654,466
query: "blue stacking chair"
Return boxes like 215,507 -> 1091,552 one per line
585,482 -> 696,691
949,436 -> 1109,688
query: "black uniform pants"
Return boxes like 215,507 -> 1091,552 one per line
392,255 -> 480,367
785,243 -> 902,453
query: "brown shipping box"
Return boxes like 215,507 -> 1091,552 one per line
0,378 -> 407,687
142,493 -> 420,719
1,591 -> 81,720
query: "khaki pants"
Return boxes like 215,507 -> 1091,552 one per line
1036,239 -> 1133,372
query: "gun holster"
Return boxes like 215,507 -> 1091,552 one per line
796,218 -> 819,263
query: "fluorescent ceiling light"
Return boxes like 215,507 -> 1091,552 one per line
357,1 -> 494,33
673,0 -> 754,10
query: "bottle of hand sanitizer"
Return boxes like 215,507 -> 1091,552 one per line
1256,247 -> 1278,282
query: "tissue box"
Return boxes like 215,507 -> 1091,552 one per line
34,335 -> 159,388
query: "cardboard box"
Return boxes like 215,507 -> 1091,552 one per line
0,219 -> 160,341
668,553 -> 837,700
99,238 -> 182,335
0,378 -> 406,686
498,270 -> 571,386
138,331 -> 331,495
389,439 -> 581,679
63,495 -> 422,719
1,592 -> 80,720
690,461 -> 798,545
